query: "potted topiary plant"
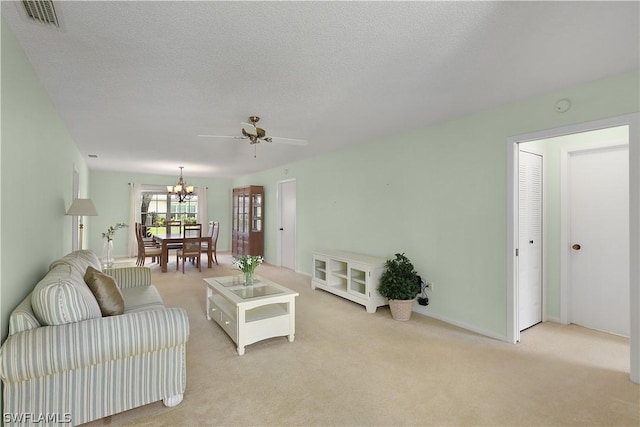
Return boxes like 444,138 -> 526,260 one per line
378,253 -> 421,321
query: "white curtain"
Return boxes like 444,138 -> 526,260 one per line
197,186 -> 208,229
128,183 -> 142,257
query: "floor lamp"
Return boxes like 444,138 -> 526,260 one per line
66,198 -> 98,250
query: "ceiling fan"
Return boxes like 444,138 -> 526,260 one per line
198,116 -> 308,146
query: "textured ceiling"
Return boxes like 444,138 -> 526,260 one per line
2,1 -> 638,178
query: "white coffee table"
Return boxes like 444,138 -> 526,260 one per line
204,275 -> 299,355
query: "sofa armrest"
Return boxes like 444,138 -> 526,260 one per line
0,307 -> 189,383
103,266 -> 151,289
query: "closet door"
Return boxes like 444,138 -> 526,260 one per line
518,150 -> 543,331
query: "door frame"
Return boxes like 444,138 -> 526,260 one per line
71,168 -> 80,251
506,112 -> 639,384
560,141 -> 629,326
276,178 -> 297,270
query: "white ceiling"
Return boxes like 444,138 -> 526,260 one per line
2,1 -> 638,178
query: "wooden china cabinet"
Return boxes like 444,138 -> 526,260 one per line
231,185 -> 264,257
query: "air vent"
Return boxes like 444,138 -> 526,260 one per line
22,0 -> 60,28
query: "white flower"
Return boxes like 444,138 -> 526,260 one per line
233,255 -> 263,274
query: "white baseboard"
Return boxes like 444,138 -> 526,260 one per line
413,307 -> 510,342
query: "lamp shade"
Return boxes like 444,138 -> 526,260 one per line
66,198 -> 98,216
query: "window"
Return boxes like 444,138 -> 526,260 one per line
141,191 -> 198,234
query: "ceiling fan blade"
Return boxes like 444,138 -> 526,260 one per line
197,135 -> 245,139
269,136 -> 308,146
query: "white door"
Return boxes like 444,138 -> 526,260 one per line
279,180 -> 296,270
518,150 -> 543,331
569,145 -> 629,336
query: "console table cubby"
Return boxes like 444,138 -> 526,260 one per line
311,250 -> 388,313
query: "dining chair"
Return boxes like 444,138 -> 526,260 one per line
166,220 -> 183,250
137,222 -> 162,264
141,223 -> 159,249
201,221 -> 219,265
166,220 -> 182,234
135,223 -> 162,267
176,223 -> 202,273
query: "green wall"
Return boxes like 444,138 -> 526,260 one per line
87,171 -> 232,256
1,20 -> 89,340
234,71 -> 640,339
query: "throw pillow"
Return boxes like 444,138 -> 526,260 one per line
31,264 -> 102,326
84,266 -> 125,316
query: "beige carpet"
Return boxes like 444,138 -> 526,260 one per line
85,253 -> 639,426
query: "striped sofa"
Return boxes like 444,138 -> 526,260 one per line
0,250 -> 189,425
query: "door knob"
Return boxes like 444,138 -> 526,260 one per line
572,244 -> 581,250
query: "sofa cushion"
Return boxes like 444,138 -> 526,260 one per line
84,267 -> 125,317
31,264 -> 102,326
49,250 -> 102,275
121,286 -> 165,313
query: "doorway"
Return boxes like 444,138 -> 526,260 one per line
506,113 -> 639,384
277,179 -> 297,270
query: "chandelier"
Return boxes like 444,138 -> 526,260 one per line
167,166 -> 194,203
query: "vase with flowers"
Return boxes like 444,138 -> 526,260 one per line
101,222 -> 128,268
232,254 -> 264,286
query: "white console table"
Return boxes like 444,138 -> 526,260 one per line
311,250 -> 388,313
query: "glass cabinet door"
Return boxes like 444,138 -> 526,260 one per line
232,190 -> 239,231
242,194 -> 249,232
252,193 -> 262,232
348,266 -> 367,298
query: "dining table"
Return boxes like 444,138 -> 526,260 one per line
153,233 -> 213,272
